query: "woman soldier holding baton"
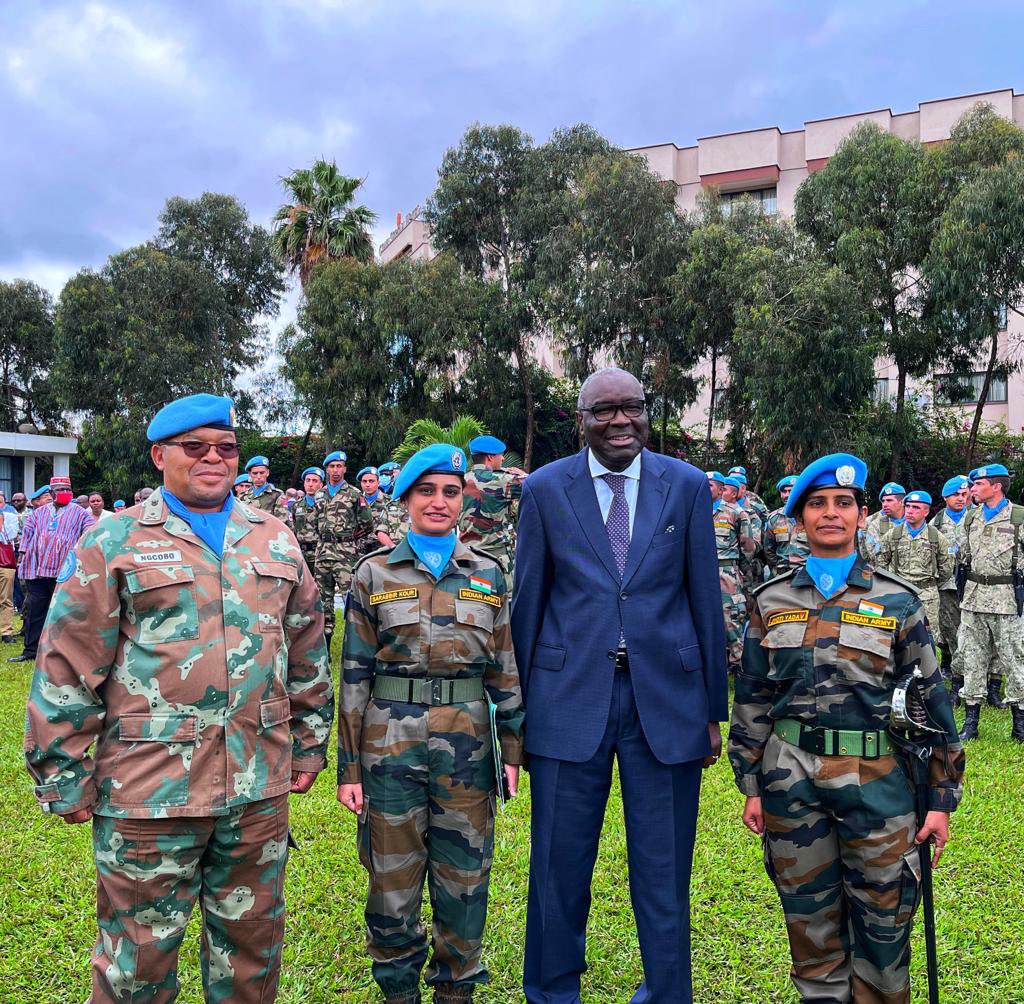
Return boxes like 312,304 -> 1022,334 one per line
338,443 -> 524,1004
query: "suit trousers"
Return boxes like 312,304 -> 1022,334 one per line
0,567 -> 14,636
22,576 -> 56,657
524,670 -> 703,1004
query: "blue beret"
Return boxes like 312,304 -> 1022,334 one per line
731,473 -> 747,485
722,476 -> 741,489
904,490 -> 932,505
776,475 -> 798,492
728,466 -> 747,476
234,474 -> 251,486
706,471 -> 725,485
392,443 -> 467,500
469,435 -> 506,455
324,450 -> 347,466
942,475 -> 968,497
971,463 -> 1009,481
30,485 -> 52,501
357,466 -> 379,481
244,455 -> 270,471
301,466 -> 325,481
147,394 -> 235,443
785,453 -> 867,519
378,462 -> 399,473
113,499 -> 126,508
878,482 -> 906,500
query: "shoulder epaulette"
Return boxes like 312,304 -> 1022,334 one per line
352,545 -> 396,573
753,567 -> 795,595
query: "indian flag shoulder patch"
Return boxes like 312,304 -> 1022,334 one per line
469,575 -> 493,594
857,599 -> 885,619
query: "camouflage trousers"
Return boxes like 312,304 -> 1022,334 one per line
760,734 -> 920,1004
954,609 -> 1024,706
89,794 -> 289,1003
357,697 -> 497,999
298,541 -> 317,579
938,589 -> 961,667
918,585 -> 943,648
315,545 -> 362,636
720,562 -> 747,667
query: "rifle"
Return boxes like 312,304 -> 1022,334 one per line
890,668 -> 945,1004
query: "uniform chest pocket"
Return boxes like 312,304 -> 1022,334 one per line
837,615 -> 896,684
123,565 -> 199,644
252,559 -> 299,634
376,596 -> 420,663
453,596 -> 497,663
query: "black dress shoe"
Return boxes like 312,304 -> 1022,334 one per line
8,653 -> 33,662
1,635 -> 14,644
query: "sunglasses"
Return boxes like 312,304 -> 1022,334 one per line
161,440 -> 241,459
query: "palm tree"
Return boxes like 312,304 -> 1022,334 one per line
392,416 -> 523,469
271,159 -> 377,286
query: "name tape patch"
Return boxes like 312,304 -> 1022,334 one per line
133,551 -> 183,564
841,610 -> 897,631
713,520 -> 733,529
765,609 -> 809,629
369,587 -> 418,606
459,588 -> 502,608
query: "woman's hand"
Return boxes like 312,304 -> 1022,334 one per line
504,764 -> 520,798
337,782 -> 364,814
742,796 -> 765,836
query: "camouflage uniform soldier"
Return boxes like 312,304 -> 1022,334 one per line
858,481 -> 906,561
458,435 -> 526,587
292,466 -> 325,573
763,475 -> 810,575
240,454 -> 288,518
876,490 -> 955,647
375,495 -> 411,548
24,394 -> 333,1004
338,444 -> 524,1004
953,463 -> 1024,742
357,465 -> 392,557
728,453 -> 963,1004
314,450 -> 375,647
708,472 -> 756,670
931,475 -> 971,694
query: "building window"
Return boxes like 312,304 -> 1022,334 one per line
872,378 -> 890,402
0,457 -> 10,500
935,372 -> 1009,405
999,303 -> 1008,330
711,387 -> 729,421
721,187 -> 777,217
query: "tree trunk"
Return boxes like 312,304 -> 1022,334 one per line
660,385 -> 668,454
965,327 -> 1000,470
705,344 -> 718,467
513,336 -> 535,471
889,364 -> 907,481
290,420 -> 314,487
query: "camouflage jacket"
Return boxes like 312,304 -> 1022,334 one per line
24,489 -> 333,819
859,511 -> 901,562
458,465 -> 524,564
313,482 -> 374,553
290,495 -> 319,551
713,500 -> 756,575
876,523 -> 955,593
338,536 -> 525,784
763,507 -> 809,574
374,497 -> 410,546
727,558 -> 964,811
958,502 -> 1024,616
930,507 -> 971,591
240,484 -> 288,519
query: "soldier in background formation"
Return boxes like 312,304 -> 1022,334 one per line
707,471 -> 755,672
24,393 -> 332,1002
729,452 -> 963,1004
292,465 -> 324,573
314,450 -> 375,652
458,435 -> 527,588
338,443 -> 523,1004
378,461 -> 401,496
763,474 -> 810,574
240,454 -> 288,517
859,482 -> 906,560
952,463 -> 1024,742
233,472 -> 251,497
876,490 -> 955,649
932,475 -> 970,696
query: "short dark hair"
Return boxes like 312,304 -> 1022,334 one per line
990,475 -> 1011,494
471,452 -> 487,465
792,487 -> 866,518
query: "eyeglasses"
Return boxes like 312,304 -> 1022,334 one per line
161,440 -> 241,459
580,400 -> 646,422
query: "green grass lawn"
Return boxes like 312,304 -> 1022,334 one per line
1,623 -> 1022,1002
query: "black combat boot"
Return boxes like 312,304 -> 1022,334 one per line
432,985 -> 472,1004
959,704 -> 981,741
987,675 -> 1007,709
950,674 -> 964,709
1011,705 -> 1024,743
323,631 -> 332,662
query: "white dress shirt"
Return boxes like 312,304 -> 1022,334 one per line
588,449 -> 642,535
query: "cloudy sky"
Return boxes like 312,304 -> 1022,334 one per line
3,0 -> 1022,326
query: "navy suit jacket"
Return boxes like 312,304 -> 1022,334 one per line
511,447 -> 728,764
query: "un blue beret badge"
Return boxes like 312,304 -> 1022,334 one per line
977,467 -> 987,478
57,550 -> 77,584
451,450 -> 464,471
836,465 -> 855,487
229,406 -> 237,426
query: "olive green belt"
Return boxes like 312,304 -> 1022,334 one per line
774,718 -> 892,758
373,675 -> 485,706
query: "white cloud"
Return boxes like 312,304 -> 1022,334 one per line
0,259 -> 81,298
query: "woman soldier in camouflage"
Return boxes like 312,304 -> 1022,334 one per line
728,453 -> 964,1004
337,443 -> 524,1004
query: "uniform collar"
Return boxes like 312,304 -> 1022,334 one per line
139,487 -> 264,550
791,553 -> 873,593
588,449 -> 642,482
386,533 -> 478,570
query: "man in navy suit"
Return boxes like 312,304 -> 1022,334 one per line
512,367 -> 728,1003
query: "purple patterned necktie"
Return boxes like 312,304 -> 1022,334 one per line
603,473 -> 631,577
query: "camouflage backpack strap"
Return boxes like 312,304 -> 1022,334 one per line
1010,503 -> 1024,576
961,507 -> 975,564
890,521 -> 905,575
927,522 -> 941,579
